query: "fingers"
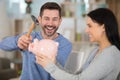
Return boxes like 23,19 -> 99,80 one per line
18,34 -> 32,50
36,53 -> 46,58
36,55 -> 47,67
35,54 -> 57,68
51,56 -> 57,64
36,54 -> 44,61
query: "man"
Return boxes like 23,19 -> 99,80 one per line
0,2 -> 72,80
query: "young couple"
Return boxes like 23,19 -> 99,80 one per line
0,2 -> 120,80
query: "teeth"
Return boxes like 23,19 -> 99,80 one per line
46,26 -> 54,30
47,27 -> 53,30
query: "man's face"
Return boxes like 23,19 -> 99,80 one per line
38,9 -> 62,37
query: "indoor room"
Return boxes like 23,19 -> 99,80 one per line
0,0 -> 120,80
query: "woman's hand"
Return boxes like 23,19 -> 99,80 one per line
35,53 -> 56,68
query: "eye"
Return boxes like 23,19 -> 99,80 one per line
53,19 -> 57,21
87,24 -> 92,28
89,25 -> 92,28
44,18 -> 49,21
53,17 -> 59,21
43,17 -> 49,21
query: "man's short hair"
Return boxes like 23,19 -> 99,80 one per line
39,2 -> 62,18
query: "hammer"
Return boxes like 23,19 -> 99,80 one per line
26,15 -> 39,37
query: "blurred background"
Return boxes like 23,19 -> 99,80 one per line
0,0 -> 120,79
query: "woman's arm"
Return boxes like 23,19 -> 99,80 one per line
36,51 -> 115,80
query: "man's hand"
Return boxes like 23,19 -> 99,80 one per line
18,34 -> 32,50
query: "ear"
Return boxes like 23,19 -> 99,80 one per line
38,16 -> 42,24
34,38 -> 39,44
55,42 -> 59,47
59,18 -> 62,24
101,24 -> 105,32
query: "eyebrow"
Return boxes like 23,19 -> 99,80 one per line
43,16 -> 59,19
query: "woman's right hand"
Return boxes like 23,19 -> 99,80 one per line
36,53 -> 56,68
17,34 -> 32,50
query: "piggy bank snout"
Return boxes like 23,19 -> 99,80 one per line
29,39 -> 59,58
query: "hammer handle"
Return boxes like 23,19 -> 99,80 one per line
26,22 -> 35,37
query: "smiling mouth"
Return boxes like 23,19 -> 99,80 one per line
46,26 -> 54,30
45,26 -> 56,31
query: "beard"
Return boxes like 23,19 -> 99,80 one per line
42,25 -> 58,37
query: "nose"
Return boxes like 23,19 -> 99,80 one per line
48,19 -> 53,26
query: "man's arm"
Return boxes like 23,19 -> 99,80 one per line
0,34 -> 32,51
0,36 -> 20,51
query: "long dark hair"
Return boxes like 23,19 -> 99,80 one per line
87,8 -> 120,50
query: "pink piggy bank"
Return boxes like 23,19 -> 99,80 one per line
28,38 -> 59,58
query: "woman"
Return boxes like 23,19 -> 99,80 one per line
35,8 -> 120,80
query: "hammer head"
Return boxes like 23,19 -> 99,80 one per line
31,15 -> 39,25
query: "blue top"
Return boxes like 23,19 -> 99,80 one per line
0,31 -> 72,80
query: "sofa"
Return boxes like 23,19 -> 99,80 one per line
0,58 -> 18,80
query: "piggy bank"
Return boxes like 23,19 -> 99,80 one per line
28,38 -> 59,58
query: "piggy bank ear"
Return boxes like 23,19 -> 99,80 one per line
55,42 -> 59,47
34,38 -> 39,43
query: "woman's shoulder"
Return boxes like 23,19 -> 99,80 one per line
104,45 -> 120,54
101,45 -> 120,61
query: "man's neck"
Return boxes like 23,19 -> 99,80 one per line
42,33 -> 58,40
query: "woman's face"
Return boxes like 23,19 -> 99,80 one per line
85,17 -> 105,43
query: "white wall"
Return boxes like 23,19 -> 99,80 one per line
0,0 -> 12,40
0,0 -> 15,59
